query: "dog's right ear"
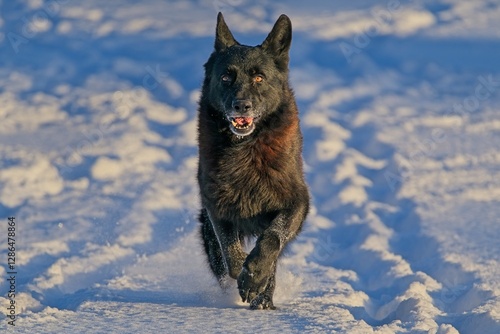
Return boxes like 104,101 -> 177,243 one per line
215,12 -> 239,52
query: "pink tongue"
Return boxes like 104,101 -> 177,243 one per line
234,117 -> 252,126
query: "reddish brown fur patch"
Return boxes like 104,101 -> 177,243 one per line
253,115 -> 299,170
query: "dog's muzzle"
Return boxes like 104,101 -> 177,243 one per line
227,99 -> 257,136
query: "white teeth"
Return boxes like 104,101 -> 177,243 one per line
232,123 -> 250,129
230,118 -> 252,130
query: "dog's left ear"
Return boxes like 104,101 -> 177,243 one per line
261,14 -> 292,62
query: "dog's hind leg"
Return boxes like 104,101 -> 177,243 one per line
199,209 -> 227,284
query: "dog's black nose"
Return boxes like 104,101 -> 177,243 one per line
232,99 -> 252,112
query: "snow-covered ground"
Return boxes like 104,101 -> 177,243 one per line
1,0 -> 499,333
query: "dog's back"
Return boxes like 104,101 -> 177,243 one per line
198,12 -> 309,310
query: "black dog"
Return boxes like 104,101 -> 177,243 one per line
197,12 -> 309,310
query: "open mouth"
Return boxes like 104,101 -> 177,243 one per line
228,116 -> 256,136
231,117 -> 253,130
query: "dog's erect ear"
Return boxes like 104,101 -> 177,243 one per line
215,12 -> 239,52
261,14 -> 292,59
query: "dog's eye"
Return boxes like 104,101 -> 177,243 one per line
221,74 -> 231,82
254,75 -> 264,83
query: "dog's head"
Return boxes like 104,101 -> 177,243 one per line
203,12 -> 292,137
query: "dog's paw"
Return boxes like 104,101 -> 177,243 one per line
237,265 -> 271,305
249,293 -> 276,310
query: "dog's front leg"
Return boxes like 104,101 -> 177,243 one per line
208,214 -> 247,280
237,205 -> 307,309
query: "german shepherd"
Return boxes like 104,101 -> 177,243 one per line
197,12 -> 309,310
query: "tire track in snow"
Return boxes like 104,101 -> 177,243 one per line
294,115 -> 473,331
294,94 -> 500,331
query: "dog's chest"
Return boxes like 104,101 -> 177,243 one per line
213,138 -> 293,218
